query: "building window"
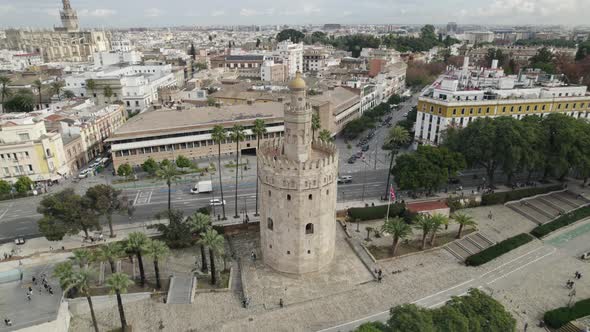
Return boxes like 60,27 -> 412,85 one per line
287,251 -> 290,255
287,194 -> 291,201
326,189 -> 329,195
308,194 -> 312,200
267,218 -> 273,230
452,109 -> 456,115
305,223 -> 314,234
502,107 -> 506,113
307,250 -> 311,254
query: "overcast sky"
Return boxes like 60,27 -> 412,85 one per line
0,0 -> 588,28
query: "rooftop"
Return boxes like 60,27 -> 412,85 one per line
110,102 -> 284,139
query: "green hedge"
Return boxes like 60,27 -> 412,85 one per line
465,233 -> 533,266
544,298 -> 590,329
348,203 -> 409,221
531,205 -> 590,238
481,185 -> 563,205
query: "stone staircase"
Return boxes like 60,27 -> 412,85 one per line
166,275 -> 196,304
506,190 -> 590,226
445,232 -> 495,261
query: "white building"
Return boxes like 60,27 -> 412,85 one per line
93,51 -> 142,68
275,41 -> 303,78
0,51 -> 43,71
64,64 -> 179,115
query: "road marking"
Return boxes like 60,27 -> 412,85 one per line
411,278 -> 474,304
486,247 -> 556,284
316,310 -> 389,332
480,246 -> 544,278
0,209 -> 9,220
132,191 -> 140,206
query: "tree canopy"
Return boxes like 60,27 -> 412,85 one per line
37,188 -> 100,241
276,29 -> 305,43
356,288 -> 516,332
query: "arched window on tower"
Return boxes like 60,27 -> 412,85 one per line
305,223 -> 314,234
267,218 -> 274,230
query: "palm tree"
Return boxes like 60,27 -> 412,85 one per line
428,213 -> 449,247
453,212 -> 477,239
103,85 -> 113,103
311,113 -> 321,141
384,126 -> 410,199
318,129 -> 332,142
0,76 -> 12,107
126,232 -> 148,287
211,125 -> 227,220
32,79 -> 43,109
65,267 -> 100,332
106,273 -> 134,332
252,119 -> 267,216
53,261 -> 75,289
199,228 -> 224,285
414,214 -> 435,250
96,242 -> 123,274
63,90 -> 76,100
86,79 -> 96,99
229,125 -> 245,219
71,248 -> 93,268
50,80 -> 65,101
190,212 -> 211,273
142,239 -> 170,289
381,217 -> 412,256
156,163 -> 180,215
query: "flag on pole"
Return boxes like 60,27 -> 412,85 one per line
390,186 -> 396,202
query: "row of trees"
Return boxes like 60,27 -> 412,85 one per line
275,25 -> 461,57
381,212 -> 476,256
0,176 -> 34,195
355,288 -> 516,332
445,114 -> 590,186
37,185 -> 131,241
0,76 -> 76,113
54,233 -> 171,332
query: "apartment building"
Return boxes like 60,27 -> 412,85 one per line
0,116 -> 68,183
303,47 -> 329,73
415,58 -> 590,145
275,41 -> 303,78
64,64 -> 180,114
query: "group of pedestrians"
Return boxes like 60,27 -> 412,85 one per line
28,273 -> 54,300
566,271 -> 583,289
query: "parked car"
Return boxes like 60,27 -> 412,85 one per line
403,112 -> 408,117
355,151 -> 364,158
337,176 -> 353,184
347,157 -> 356,164
362,145 -> 370,152
14,237 -> 25,245
209,199 -> 226,206
78,169 -> 91,179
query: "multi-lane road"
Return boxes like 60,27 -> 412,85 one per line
0,168 -> 390,243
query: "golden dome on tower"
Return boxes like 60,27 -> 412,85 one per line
288,72 -> 306,91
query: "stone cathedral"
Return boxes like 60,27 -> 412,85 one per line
258,73 -> 339,274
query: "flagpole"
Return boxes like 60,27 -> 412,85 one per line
386,185 -> 392,223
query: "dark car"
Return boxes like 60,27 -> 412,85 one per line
347,158 -> 356,164
362,145 -> 370,152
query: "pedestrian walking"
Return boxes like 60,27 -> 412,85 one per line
579,273 -> 583,280
48,288 -> 53,295
26,294 -> 31,301
4,318 -> 12,326
378,275 -> 382,282
32,276 -> 36,284
524,322 -> 528,331
279,298 -> 283,308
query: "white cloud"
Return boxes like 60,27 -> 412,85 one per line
239,8 -> 275,16
145,8 -> 163,17
0,5 -> 16,15
78,9 -> 117,17
478,0 -> 579,17
211,10 -> 225,17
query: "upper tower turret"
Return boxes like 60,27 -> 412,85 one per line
283,72 -> 312,163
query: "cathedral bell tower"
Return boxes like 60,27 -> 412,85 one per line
60,0 -> 80,32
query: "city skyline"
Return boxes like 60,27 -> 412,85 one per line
0,0 -> 589,28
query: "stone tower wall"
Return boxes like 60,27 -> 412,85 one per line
258,139 -> 338,274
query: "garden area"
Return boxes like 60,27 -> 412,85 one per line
347,203 -> 477,260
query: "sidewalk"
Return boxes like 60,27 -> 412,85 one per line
0,219 -> 166,271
